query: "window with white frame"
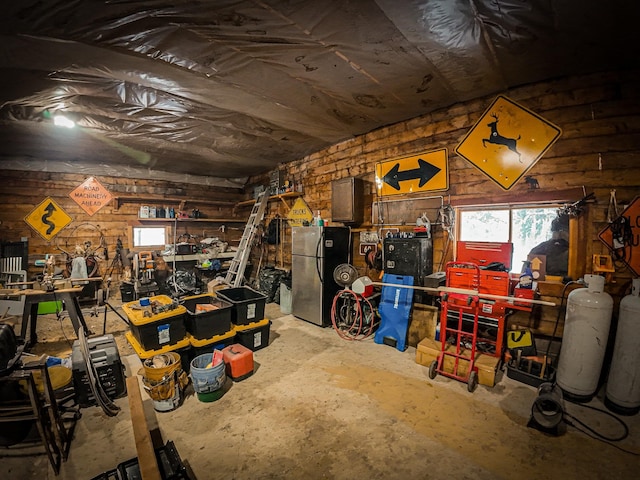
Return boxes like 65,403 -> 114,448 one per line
132,226 -> 167,248
459,206 -> 561,272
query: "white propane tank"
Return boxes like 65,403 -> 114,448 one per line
605,278 -> 640,415
556,274 -> 613,401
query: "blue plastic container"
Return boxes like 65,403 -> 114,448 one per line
190,352 -> 226,402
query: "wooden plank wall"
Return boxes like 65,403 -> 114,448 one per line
249,69 -> 640,334
0,69 -> 638,335
0,171 -> 245,282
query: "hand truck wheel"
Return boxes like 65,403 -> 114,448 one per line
428,360 -> 438,380
467,371 -> 478,392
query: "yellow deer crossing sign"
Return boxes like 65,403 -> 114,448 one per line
455,96 -> 562,190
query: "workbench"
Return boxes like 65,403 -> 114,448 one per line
0,286 -> 93,349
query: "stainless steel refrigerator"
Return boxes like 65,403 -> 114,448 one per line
291,226 -> 351,326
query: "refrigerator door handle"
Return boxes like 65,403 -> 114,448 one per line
315,232 -> 324,283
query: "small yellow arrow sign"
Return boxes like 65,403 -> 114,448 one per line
530,256 -> 543,271
25,197 -> 73,242
375,148 -> 448,196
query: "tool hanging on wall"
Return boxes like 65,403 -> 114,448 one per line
606,189 -> 619,223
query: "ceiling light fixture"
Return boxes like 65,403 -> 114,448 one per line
53,114 -> 75,128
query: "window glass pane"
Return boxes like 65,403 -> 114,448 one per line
459,210 -> 509,242
133,227 -> 166,247
513,207 -> 564,273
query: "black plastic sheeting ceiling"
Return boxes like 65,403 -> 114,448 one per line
0,0 -> 638,184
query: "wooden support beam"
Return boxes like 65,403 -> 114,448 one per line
126,375 -> 162,480
369,281 -> 557,306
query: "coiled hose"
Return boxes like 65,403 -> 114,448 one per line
331,289 -> 377,341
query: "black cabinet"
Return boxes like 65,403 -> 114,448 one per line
383,237 -> 433,302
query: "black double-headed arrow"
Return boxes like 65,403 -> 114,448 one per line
382,158 -> 441,190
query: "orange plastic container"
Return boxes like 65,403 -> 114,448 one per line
221,344 -> 254,381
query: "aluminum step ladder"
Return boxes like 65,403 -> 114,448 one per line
225,189 -> 270,287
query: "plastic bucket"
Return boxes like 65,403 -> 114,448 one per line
280,283 -> 292,315
142,352 -> 185,412
190,352 -> 226,402
143,353 -> 182,382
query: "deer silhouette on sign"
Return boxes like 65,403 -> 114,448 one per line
482,113 -> 522,162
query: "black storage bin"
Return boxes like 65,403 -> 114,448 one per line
234,319 -> 271,351
90,440 -> 193,480
120,282 -> 135,302
216,287 -> 267,326
182,294 -> 233,340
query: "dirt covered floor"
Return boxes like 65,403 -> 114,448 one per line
2,301 -> 640,480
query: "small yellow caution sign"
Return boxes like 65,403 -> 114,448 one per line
25,197 -> 73,242
455,96 -> 562,190
287,197 -> 314,227
375,148 -> 448,196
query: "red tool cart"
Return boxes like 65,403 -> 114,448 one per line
429,260 -> 535,392
429,262 -> 482,392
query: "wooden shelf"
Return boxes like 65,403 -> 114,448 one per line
114,195 -> 236,210
133,217 -> 245,223
235,191 -> 303,208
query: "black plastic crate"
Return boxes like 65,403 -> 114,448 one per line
235,319 -> 271,351
216,287 -> 267,326
182,294 -> 233,340
120,282 -> 135,302
506,359 -> 556,388
90,440 -> 193,480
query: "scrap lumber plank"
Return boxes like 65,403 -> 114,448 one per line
126,375 -> 161,480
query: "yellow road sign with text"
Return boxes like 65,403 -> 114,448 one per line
69,176 -> 113,216
25,197 -> 73,242
287,197 -> 313,227
455,96 -> 561,190
375,149 -> 448,196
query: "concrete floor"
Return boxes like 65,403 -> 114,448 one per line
2,302 -> 639,480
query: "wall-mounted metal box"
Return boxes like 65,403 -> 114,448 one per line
331,177 -> 364,225
270,170 -> 285,195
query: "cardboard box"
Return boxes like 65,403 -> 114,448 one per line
415,338 -> 499,387
407,304 -> 439,347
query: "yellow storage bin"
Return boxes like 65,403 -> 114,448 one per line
122,295 -> 187,350
188,329 -> 236,358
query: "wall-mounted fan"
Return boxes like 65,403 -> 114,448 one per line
333,263 -> 358,289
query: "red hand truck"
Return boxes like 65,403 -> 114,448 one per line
428,262 -> 481,392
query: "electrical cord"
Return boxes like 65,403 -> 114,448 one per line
52,290 -> 74,349
562,402 -> 638,456
78,326 -> 120,417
